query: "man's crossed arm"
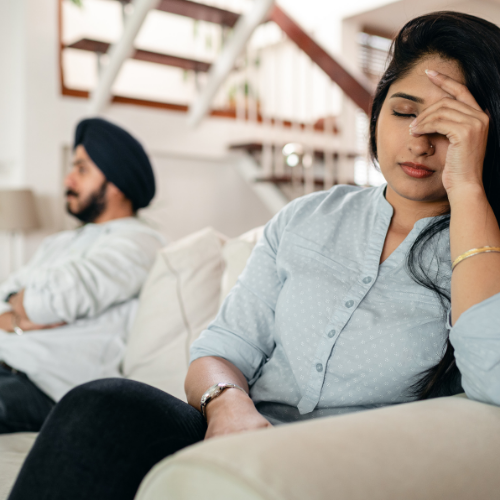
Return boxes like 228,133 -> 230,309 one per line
0,290 -> 65,333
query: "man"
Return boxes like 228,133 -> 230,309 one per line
0,118 -> 164,434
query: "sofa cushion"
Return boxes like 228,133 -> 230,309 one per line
0,432 -> 37,500
136,395 -> 500,500
219,226 -> 264,305
122,227 -> 226,401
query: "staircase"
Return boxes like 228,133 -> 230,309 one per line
60,0 -> 377,201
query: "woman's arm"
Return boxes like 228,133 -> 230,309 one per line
447,185 -> 500,405
410,70 -> 500,323
411,70 -> 500,404
448,185 -> 500,324
185,356 -> 271,439
185,199 -> 301,437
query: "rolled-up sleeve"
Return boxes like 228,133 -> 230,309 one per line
449,292 -> 500,405
190,200 -> 298,384
23,230 -> 162,325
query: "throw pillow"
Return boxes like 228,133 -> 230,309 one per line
219,226 -> 265,304
122,227 -> 226,401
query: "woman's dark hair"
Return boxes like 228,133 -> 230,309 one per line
368,12 -> 500,399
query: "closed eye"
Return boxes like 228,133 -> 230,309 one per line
392,110 -> 416,118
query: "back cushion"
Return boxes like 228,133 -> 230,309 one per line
122,227 -> 226,401
219,226 -> 265,305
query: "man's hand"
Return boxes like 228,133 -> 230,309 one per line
204,388 -> 272,440
8,290 -> 29,322
0,312 -> 15,332
7,291 -> 65,332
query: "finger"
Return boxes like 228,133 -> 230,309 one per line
425,69 -> 482,111
411,97 -> 488,129
410,117 -> 480,144
412,107 -> 485,136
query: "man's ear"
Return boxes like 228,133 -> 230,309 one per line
106,182 -> 124,200
106,182 -> 133,211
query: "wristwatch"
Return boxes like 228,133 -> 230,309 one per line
200,382 -> 247,419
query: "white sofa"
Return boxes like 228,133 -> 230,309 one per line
1,226 -> 500,500
136,394 -> 500,500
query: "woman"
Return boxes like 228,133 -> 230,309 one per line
8,11 -> 500,500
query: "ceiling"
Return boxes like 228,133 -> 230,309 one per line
344,0 -> 500,37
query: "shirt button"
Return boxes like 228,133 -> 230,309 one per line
362,276 -> 372,284
316,363 -> 323,372
345,300 -> 354,308
327,329 -> 336,338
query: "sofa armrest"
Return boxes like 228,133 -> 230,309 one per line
136,396 -> 500,500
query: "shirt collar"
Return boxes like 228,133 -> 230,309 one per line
377,183 -> 448,231
79,217 -> 139,230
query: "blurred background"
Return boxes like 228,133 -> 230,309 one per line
1,0 -> 499,281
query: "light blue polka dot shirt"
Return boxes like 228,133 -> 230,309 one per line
191,184 -> 500,424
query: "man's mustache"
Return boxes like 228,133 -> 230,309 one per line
66,189 -> 78,197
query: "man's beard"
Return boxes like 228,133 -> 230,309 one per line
66,181 -> 108,223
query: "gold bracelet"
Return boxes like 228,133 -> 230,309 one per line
452,246 -> 500,271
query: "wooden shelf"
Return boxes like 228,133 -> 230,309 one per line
66,38 -> 211,72
119,0 -> 240,27
59,1 -> 372,121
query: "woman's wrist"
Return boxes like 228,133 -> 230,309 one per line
205,387 -> 253,423
446,181 -> 486,208
447,178 -> 500,263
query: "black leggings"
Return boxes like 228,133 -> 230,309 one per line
0,365 -> 55,434
8,379 -> 207,500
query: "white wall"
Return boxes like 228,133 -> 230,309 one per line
343,0 -> 500,36
0,1 -> 26,279
141,153 -> 275,241
0,1 -> 25,189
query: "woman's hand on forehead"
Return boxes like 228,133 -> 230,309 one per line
423,70 -> 482,111
409,69 -> 489,195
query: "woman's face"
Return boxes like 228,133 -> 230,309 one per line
376,56 -> 465,204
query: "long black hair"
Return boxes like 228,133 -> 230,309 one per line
369,12 -> 500,399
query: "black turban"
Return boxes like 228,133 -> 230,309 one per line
74,118 -> 155,210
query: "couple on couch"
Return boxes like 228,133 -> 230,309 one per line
4,10 -> 500,500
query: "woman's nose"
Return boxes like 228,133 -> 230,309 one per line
408,134 -> 435,157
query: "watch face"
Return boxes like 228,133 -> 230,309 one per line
208,386 -> 220,398
202,384 -> 222,405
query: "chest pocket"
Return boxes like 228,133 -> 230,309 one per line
281,231 -> 359,282
292,246 -> 353,284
